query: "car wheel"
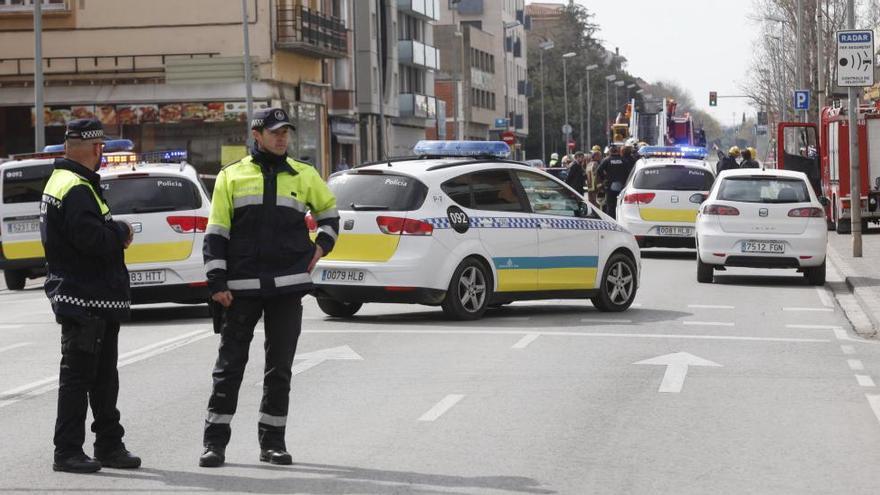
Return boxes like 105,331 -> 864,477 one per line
591,253 -> 637,312
316,298 -> 363,318
697,256 -> 714,283
442,258 -> 491,320
3,270 -> 26,291
805,261 -> 826,286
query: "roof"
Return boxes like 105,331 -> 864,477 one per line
636,158 -> 712,170
100,162 -> 196,178
346,157 -> 538,181
718,168 -> 807,179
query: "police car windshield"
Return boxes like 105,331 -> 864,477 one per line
329,172 -> 428,212
718,177 -> 810,204
100,176 -> 201,215
633,166 -> 714,191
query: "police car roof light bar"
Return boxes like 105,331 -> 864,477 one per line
413,140 -> 511,159
43,139 -> 135,154
640,145 -> 708,160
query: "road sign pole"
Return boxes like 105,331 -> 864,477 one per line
846,0 -> 862,256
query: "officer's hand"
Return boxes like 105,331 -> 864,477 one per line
212,291 -> 233,308
123,222 -> 134,249
308,245 -> 324,273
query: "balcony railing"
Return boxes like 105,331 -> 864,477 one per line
399,93 -> 437,119
0,52 -> 219,79
398,40 -> 439,70
276,5 -> 347,59
397,0 -> 440,21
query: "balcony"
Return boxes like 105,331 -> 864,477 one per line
399,93 -> 437,119
0,0 -> 70,14
398,40 -> 439,70
276,5 -> 347,59
397,0 -> 440,22
453,0 -> 483,15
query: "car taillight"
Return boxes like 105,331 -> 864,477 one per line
788,207 -> 824,218
305,213 -> 317,233
703,204 -> 740,216
376,216 -> 433,236
622,192 -> 656,204
167,216 -> 208,233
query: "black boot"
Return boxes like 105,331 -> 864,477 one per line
260,449 -> 292,465
53,453 -> 101,473
95,447 -> 141,469
199,447 -> 225,468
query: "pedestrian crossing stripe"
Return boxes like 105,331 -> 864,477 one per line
422,216 -> 624,233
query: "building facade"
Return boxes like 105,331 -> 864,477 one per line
0,0 -> 356,176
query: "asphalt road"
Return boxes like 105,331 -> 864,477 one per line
2,251 -> 880,494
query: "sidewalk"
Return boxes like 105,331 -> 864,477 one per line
827,230 -> 880,338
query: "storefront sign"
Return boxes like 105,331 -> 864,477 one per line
300,82 -> 327,105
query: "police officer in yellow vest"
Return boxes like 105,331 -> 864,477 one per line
199,108 -> 340,468
41,118 -> 141,473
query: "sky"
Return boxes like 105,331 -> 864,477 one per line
562,0 -> 762,128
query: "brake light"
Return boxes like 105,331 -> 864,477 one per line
703,204 -> 740,216
788,207 -> 824,218
376,216 -> 434,236
622,192 -> 656,204
305,213 -> 317,233
167,216 -> 208,233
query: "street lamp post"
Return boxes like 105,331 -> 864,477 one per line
626,83 -> 636,103
562,52 -> 576,152
605,74 -> 616,145
241,0 -> 255,150
503,21 -> 522,134
538,40 -> 554,162
583,63 -> 598,150
34,0 -> 44,150
614,80 -> 625,116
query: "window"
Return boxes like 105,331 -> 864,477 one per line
328,172 -> 429,211
717,177 -> 811,204
2,163 -> 54,204
100,176 -> 202,215
399,66 -> 423,94
398,13 -> 421,41
0,0 -> 65,11
633,166 -> 714,191
515,171 -> 587,217
441,170 -> 526,212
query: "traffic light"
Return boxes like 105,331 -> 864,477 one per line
709,91 -> 718,107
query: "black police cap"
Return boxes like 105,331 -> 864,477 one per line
251,107 -> 296,131
65,118 -> 104,141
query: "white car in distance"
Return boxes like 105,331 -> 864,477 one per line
694,168 -> 828,285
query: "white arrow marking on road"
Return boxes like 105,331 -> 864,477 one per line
635,352 -> 722,393
254,345 -> 362,386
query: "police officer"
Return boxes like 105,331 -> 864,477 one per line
596,145 -> 629,218
199,108 -> 340,468
41,118 -> 140,473
565,151 -> 587,197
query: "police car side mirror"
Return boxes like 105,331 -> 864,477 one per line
689,193 -> 708,204
819,196 -> 830,207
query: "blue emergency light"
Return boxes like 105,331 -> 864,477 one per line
413,140 -> 511,159
42,139 -> 135,154
640,145 -> 708,160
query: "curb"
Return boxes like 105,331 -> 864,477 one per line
826,247 -> 879,339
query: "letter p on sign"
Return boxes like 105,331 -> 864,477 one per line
794,90 -> 810,111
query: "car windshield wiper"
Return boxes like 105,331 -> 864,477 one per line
131,205 -> 179,213
350,203 -> 390,211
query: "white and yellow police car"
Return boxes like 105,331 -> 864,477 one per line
615,146 -> 715,249
311,141 -> 641,320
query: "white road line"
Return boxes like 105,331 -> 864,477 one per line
0,325 -> 24,330
579,319 -> 634,324
0,298 -> 45,305
682,321 -> 735,327
418,394 -> 464,422
849,359 -> 866,371
512,333 -> 540,349
842,345 -> 856,355
0,329 -> 212,410
816,286 -> 834,308
687,304 -> 735,309
0,342 -> 30,354
303,329 -> 828,343
866,395 -> 880,425
786,324 -> 842,330
782,307 -> 835,312
856,375 -> 876,387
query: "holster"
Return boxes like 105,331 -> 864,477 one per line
209,300 -> 225,335
61,316 -> 106,355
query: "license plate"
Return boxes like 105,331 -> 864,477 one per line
321,269 -> 366,284
742,240 -> 785,254
657,226 -> 694,237
6,220 -> 40,234
129,269 -> 165,286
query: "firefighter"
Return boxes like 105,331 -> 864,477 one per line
740,148 -> 760,169
548,152 -> 560,168
716,146 -> 741,175
199,108 -> 340,468
41,118 -> 140,473
585,148 -> 603,206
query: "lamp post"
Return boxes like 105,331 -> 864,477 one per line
582,63 -> 598,150
34,0 -> 44,150
538,40 -> 554,162
626,83 -> 636,103
503,20 -> 522,132
614,80 -> 625,115
561,52 -> 576,151
605,74 -> 616,144
241,0 -> 255,150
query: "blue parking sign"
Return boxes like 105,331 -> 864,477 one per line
794,90 -> 810,110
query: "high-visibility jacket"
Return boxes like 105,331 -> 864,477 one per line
203,152 -> 340,297
40,158 -> 131,320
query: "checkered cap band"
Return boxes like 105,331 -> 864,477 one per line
250,118 -> 264,129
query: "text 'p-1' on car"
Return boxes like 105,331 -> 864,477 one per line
311,141 -> 642,320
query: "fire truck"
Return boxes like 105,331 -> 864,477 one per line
611,98 -> 702,147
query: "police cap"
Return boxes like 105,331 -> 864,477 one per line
251,107 -> 296,132
65,118 -> 104,141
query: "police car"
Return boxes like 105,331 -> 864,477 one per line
311,141 -> 641,320
615,146 -> 715,248
0,144 -> 211,303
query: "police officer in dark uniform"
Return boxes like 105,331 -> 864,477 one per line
41,118 -> 141,473
199,108 -> 340,468
596,145 -> 629,218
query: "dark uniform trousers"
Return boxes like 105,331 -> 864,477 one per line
204,292 -> 303,450
54,315 -> 124,458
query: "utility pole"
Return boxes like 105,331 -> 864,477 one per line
578,79 -> 584,151
241,0 -> 254,150
796,0 -> 805,122
816,0 -> 826,128
376,0 -> 386,160
847,0 -> 862,256
34,0 -> 44,150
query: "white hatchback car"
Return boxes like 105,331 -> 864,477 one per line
616,146 -> 715,248
694,168 -> 828,285
311,141 -> 642,320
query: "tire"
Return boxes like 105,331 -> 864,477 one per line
441,258 -> 491,320
3,270 -> 26,291
591,253 -> 637,312
696,256 -> 714,283
316,298 -> 362,318
805,261 -> 826,286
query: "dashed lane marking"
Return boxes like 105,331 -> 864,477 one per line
849,359 -> 866,371
579,319 -> 634,324
856,375 -> 876,387
512,333 -> 540,349
866,395 -> 880,426
786,324 -> 842,330
682,321 -> 735,327
687,304 -> 735,309
0,343 -> 30,354
0,325 -> 24,330
418,394 -> 464,422
842,345 -> 856,355
782,307 -> 835,312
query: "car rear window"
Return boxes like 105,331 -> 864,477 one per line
100,175 -> 202,214
633,166 -> 714,191
328,172 -> 428,211
718,177 -> 810,203
2,163 -> 54,204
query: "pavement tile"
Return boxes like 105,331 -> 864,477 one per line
827,231 -> 880,337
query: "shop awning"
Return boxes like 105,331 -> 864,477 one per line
0,82 -> 281,107
333,134 -> 359,145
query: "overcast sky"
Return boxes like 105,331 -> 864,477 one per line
559,0 -> 761,127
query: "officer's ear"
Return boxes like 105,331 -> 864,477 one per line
251,129 -> 263,145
